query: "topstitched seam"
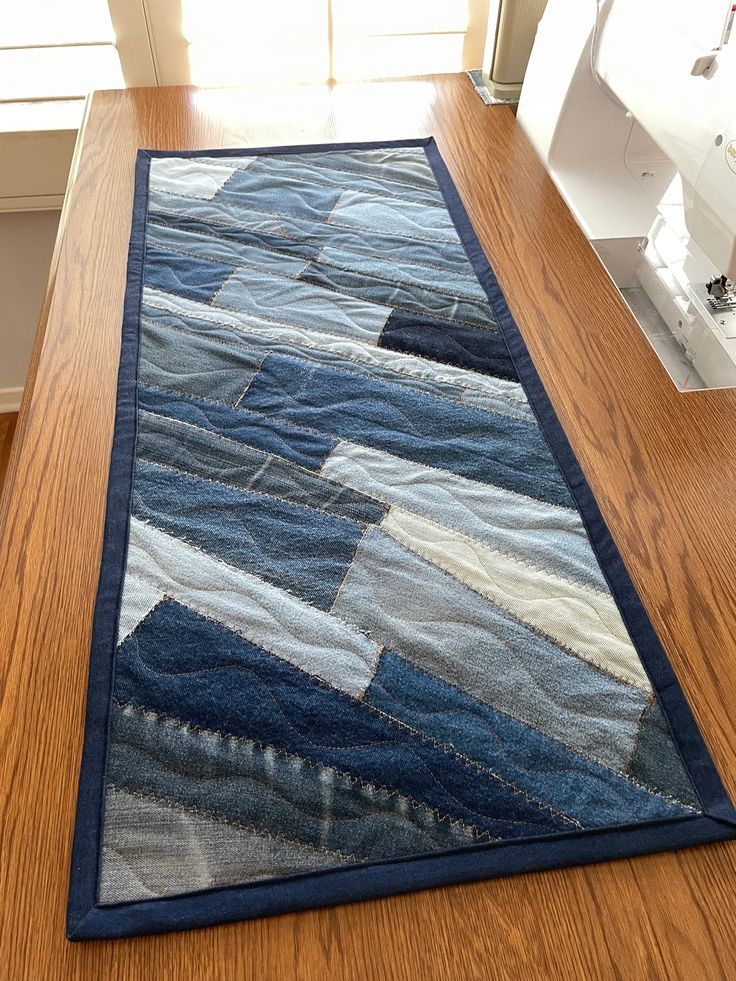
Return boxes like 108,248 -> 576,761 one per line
111,699 -> 495,840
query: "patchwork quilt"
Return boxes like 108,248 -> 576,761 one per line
67,138 -> 736,940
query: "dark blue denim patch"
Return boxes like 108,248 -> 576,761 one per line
378,308 -> 518,381
367,652 -> 694,825
136,408 -> 387,526
627,702 -> 700,804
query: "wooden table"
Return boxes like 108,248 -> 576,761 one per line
2,74 -> 736,980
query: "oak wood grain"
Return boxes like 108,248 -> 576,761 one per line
0,413 -> 18,498
1,76 -> 735,980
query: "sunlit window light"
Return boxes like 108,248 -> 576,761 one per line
1,0 -> 123,104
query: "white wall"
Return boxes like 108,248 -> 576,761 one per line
0,209 -> 60,411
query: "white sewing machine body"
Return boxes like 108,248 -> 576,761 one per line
518,0 -> 736,389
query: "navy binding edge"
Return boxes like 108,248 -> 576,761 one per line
66,137 -> 736,942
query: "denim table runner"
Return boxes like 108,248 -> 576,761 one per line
67,139 -> 736,940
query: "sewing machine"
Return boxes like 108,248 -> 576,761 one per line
517,0 -> 736,389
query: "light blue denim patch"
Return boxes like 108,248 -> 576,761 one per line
332,526 -> 648,771
247,154 -> 446,208
215,165 -> 344,223
212,266 -> 391,341
267,147 -> 440,189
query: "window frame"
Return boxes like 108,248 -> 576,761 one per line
0,0 -> 492,208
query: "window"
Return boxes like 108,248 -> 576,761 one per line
0,1 -> 492,206
130,0 -> 491,86
1,0 -> 124,117
1,0 -> 125,208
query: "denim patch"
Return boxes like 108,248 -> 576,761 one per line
626,702 -> 698,805
139,319 -> 264,404
213,266 -> 391,341
367,653 -> 693,825
99,786 -> 345,904
329,189 -> 460,242
216,165 -> 344,223
131,458 -> 365,610
299,262 -> 497,328
379,308 -> 518,381
148,212 -> 320,262
138,386 -> 336,471
268,147 -> 440,189
143,247 -> 234,302
247,154 -> 446,208
136,409 -> 387,526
